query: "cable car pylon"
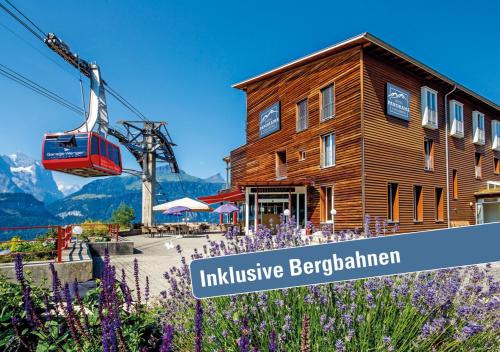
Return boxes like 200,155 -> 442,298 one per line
42,33 -> 179,226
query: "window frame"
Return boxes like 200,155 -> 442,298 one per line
298,150 -> 306,161
321,132 -> 336,168
492,120 -> 500,151
472,111 -> 486,145
424,138 -> 434,171
321,185 -> 335,223
475,152 -> 483,179
494,157 -> 500,175
452,169 -> 458,200
421,86 -> 438,129
449,100 -> 464,138
435,187 -> 444,222
320,84 -> 335,122
413,185 -> 424,223
387,182 -> 400,223
296,98 -> 309,132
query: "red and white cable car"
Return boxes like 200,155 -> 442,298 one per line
42,132 -> 121,177
41,63 -> 122,177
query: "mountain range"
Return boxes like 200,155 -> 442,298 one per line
0,153 -> 63,203
0,153 -> 225,233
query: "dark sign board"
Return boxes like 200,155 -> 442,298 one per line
386,83 -> 410,121
259,102 -> 280,138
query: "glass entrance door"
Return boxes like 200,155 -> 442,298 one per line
259,200 -> 288,228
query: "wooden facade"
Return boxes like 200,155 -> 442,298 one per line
230,33 -> 500,233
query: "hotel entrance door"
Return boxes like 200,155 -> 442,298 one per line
259,200 -> 288,228
245,186 -> 308,234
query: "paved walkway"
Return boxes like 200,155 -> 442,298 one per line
95,233 -> 226,297
94,233 -> 500,298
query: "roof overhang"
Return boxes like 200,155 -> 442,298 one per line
238,179 -> 312,187
475,189 -> 500,198
232,32 -> 499,113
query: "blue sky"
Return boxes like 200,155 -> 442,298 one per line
0,0 -> 499,188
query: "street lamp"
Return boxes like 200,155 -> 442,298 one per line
330,209 -> 337,234
284,209 -> 291,224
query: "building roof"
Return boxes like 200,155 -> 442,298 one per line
232,32 -> 499,113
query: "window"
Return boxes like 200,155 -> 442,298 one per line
475,153 -> 482,179
297,99 -> 308,132
100,139 -> 107,157
492,120 -> 500,151
276,151 -> 286,179
413,185 -> 423,222
424,138 -> 434,171
449,100 -> 464,138
321,132 -> 335,167
321,186 -> 334,223
421,86 -> 438,129
298,150 -> 306,161
91,136 -> 99,155
435,187 -> 444,222
452,169 -> 458,199
495,157 -> 500,175
387,183 -> 399,223
472,111 -> 485,145
320,84 -> 335,121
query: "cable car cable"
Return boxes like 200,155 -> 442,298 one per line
1,1 -> 153,125
0,21 -> 81,82
103,84 -> 148,122
2,0 -> 46,37
0,1 -> 44,41
0,64 -> 83,115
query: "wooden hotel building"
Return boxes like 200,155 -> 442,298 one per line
225,33 -> 500,234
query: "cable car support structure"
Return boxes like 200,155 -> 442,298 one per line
43,33 -> 179,226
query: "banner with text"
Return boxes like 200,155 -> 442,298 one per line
190,223 -> 500,299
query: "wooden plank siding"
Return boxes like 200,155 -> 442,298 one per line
362,52 -> 500,233
231,47 -> 364,230
230,39 -> 500,233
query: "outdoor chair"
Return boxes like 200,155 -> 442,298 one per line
149,226 -> 159,238
141,226 -> 151,237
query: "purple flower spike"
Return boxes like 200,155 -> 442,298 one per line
160,324 -> 174,352
269,330 -> 277,352
238,317 -> 250,352
134,258 -> 141,307
145,276 -> 150,303
194,300 -> 203,352
14,254 -> 24,285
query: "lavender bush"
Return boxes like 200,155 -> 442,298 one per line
161,217 -> 500,351
0,217 -> 499,351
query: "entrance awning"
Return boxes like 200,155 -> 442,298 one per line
474,189 -> 500,198
237,179 -> 312,187
198,190 -> 245,204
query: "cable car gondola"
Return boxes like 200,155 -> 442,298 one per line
42,132 -> 122,177
41,60 -> 122,177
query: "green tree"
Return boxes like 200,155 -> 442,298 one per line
110,203 -> 135,229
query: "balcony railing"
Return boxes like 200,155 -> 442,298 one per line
276,164 -> 287,179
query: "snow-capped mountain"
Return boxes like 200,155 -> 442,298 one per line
57,183 -> 82,196
0,152 -> 64,203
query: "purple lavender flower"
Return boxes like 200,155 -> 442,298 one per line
134,258 -> 141,307
14,254 -> 24,285
238,317 -> 250,352
335,339 -> 345,352
194,299 -> 203,352
145,276 -> 150,303
269,330 -> 277,352
63,283 -> 82,347
160,324 -> 174,352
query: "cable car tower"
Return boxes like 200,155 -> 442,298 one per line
44,33 -> 179,226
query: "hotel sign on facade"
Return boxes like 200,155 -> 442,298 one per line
259,102 -> 281,138
386,83 -> 410,121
